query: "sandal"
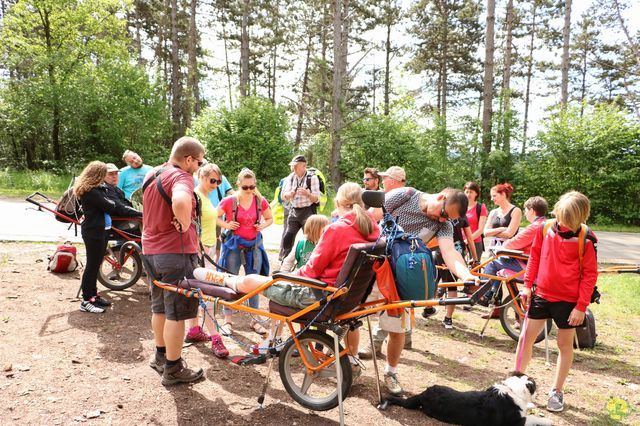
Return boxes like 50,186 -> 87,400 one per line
250,321 -> 268,336
220,321 -> 233,336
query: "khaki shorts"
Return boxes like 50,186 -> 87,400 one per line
263,282 -> 320,310
146,253 -> 199,321
378,310 -> 411,333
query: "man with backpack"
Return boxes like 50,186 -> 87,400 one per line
143,137 -> 205,386
278,155 -> 322,261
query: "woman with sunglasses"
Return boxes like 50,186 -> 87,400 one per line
217,168 -> 273,336
184,163 -> 229,358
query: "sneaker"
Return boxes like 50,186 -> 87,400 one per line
403,338 -> 412,350
149,352 -> 166,373
211,335 -> 229,358
80,300 -> 105,314
92,296 -> 112,307
477,291 -> 493,307
384,372 -> 403,396
185,326 -> 210,343
358,342 -> 382,360
442,317 -> 453,329
422,307 -> 437,319
161,359 -> 204,386
547,389 -> 564,412
220,322 -> 233,336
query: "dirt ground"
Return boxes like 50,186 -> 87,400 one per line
0,242 -> 638,425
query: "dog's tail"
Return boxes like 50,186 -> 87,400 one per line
381,394 -> 422,410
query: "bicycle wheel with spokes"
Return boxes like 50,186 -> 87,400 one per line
98,247 -> 142,291
278,329 -> 352,411
500,294 -> 553,344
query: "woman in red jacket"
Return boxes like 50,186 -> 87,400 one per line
514,191 -> 598,413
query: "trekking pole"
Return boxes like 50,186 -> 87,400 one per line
367,316 -> 383,405
257,321 -> 280,408
544,321 -> 551,367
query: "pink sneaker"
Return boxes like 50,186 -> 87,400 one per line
185,326 -> 210,343
211,335 -> 229,358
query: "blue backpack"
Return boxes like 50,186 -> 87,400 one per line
388,233 -> 437,301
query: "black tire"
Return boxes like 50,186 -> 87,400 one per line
278,330 -> 353,411
97,246 -> 142,291
500,294 -> 553,344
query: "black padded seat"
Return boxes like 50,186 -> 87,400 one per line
268,240 -> 385,323
177,279 -> 242,301
495,248 -> 529,261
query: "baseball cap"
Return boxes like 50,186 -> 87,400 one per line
379,166 -> 406,182
289,155 -> 307,165
106,163 -> 119,173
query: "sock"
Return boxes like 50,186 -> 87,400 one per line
193,267 -> 227,286
165,357 -> 181,367
156,346 -> 166,354
384,363 -> 397,375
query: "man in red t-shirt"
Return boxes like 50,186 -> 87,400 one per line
143,136 -> 206,386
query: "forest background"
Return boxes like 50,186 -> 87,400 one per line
0,0 -> 639,226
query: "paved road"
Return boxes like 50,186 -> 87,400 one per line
2,198 -> 639,264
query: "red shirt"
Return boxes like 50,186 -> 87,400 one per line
466,203 -> 487,243
503,216 -> 545,255
218,196 -> 270,241
142,164 -> 199,255
524,223 -> 598,312
297,211 -> 380,287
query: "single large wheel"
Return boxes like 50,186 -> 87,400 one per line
98,245 -> 142,291
278,330 -> 353,411
500,294 -> 553,344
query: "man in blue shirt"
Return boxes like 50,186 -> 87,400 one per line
118,150 -> 153,200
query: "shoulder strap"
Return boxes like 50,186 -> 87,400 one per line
542,219 -> 556,238
142,166 -> 172,208
216,186 -> 222,201
476,202 -> 482,219
577,224 -> 588,272
231,196 -> 238,222
254,195 -> 262,224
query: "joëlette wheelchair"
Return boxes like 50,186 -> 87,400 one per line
147,191 -> 493,421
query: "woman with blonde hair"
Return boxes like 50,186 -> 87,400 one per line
216,168 -> 273,335
74,161 -> 142,314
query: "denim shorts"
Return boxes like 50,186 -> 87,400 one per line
146,253 -> 199,321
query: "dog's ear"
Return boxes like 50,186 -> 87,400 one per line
525,377 -> 537,396
508,370 -> 525,378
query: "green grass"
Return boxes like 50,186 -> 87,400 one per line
519,219 -> 640,234
591,273 -> 640,321
0,170 -> 72,199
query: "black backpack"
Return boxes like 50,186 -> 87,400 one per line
574,308 -> 597,349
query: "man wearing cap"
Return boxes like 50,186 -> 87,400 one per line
103,163 -> 133,209
118,150 -> 153,200
278,155 -> 321,260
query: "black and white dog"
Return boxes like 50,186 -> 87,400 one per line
380,372 -> 552,426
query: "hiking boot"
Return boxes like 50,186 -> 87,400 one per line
422,307 -> 437,319
92,296 -> 112,307
185,326 -> 210,343
211,335 -> 229,358
403,337 -> 412,350
358,342 -> 382,360
161,359 -> 204,386
80,300 -> 105,314
547,389 -> 564,412
442,317 -> 453,330
149,352 -> 166,373
384,372 -> 403,396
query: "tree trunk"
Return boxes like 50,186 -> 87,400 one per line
135,9 -> 143,65
170,0 -> 182,138
187,0 -> 200,118
372,65 -> 377,113
560,0 -> 572,109
384,19 -> 391,116
330,0 -> 348,188
580,44 -> 587,117
42,8 -> 61,161
613,0 -> 640,68
271,46 -> 277,104
221,15 -> 233,108
295,29 -> 314,147
501,0 -> 514,154
481,0 -> 496,154
239,0 -> 250,97
319,2 -> 329,114
522,1 -> 538,154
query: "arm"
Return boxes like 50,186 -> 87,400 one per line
495,208 -> 522,239
523,228 -> 543,290
370,207 -> 383,222
172,189 -> 192,232
576,238 -> 598,312
483,210 -> 503,237
504,220 -> 538,251
216,199 -> 239,230
463,226 -> 478,262
280,248 -> 297,272
438,237 -> 474,281
256,200 -> 273,231
471,212 -> 487,241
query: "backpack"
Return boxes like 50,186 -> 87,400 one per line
541,219 -> 601,304
47,242 -> 78,273
55,187 -> 83,223
219,195 -> 262,243
388,234 -> 437,301
574,308 -> 597,349
306,168 -> 327,211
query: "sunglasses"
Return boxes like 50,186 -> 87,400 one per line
440,198 -> 449,219
209,178 -> 222,185
362,177 -> 374,182
241,185 -> 256,190
184,155 -> 204,167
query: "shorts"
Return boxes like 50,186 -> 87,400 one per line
146,253 -> 199,321
263,282 -> 319,310
378,309 -> 411,333
528,295 -> 582,329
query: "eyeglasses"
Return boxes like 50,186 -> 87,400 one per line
362,177 -> 374,182
209,178 -> 222,185
440,198 -> 449,219
241,185 -> 256,190
184,155 -> 204,167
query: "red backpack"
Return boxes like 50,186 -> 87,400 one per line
48,242 -> 79,273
